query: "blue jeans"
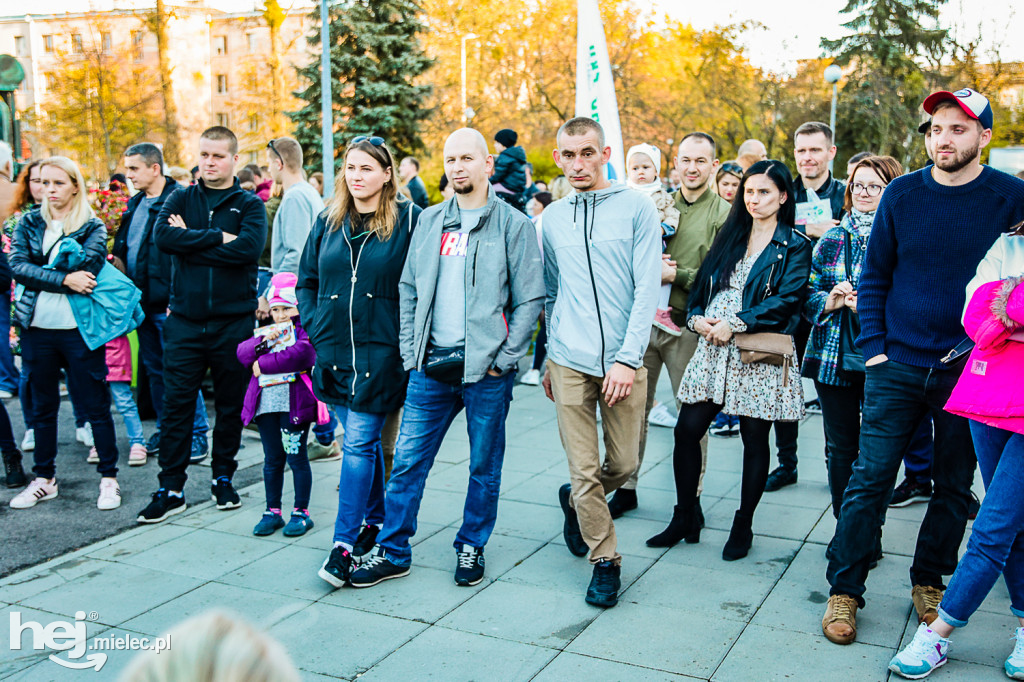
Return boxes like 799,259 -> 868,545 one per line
827,360 -> 976,606
136,312 -> 209,437
313,408 -> 339,445
939,422 -> 1024,626
255,411 -> 311,510
377,369 -> 515,565
904,415 -> 934,483
0,310 -> 19,393
332,407 -> 387,546
109,382 -> 145,447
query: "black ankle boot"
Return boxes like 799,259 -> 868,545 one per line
607,488 -> 637,520
685,497 -> 704,544
3,449 -> 26,489
646,504 -> 696,547
722,511 -> 753,561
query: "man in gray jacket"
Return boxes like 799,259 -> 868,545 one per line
542,117 -> 661,608
350,128 -> 544,589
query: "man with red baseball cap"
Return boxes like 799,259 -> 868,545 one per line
821,87 -> 1024,647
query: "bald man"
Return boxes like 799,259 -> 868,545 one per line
350,128 -> 545,589
737,139 -> 768,161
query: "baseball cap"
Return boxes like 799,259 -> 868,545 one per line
917,118 -> 931,135
922,88 -> 993,130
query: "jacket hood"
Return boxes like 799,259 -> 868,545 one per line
566,182 -> 632,207
502,146 -> 527,163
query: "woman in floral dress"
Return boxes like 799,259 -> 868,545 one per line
648,160 -> 811,560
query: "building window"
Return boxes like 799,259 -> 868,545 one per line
249,151 -> 258,163
40,73 -> 50,92
132,31 -> 144,61
216,113 -> 230,127
214,35 -> 227,55
14,36 -> 27,56
216,74 -> 228,94
248,114 -> 259,132
71,34 -> 83,54
43,35 -> 54,53
101,32 -> 111,53
247,33 -> 257,52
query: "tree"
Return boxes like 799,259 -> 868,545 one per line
150,0 -> 180,165
291,0 -> 433,173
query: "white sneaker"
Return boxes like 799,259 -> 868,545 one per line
648,403 -> 677,428
889,623 -> 949,679
10,478 -> 58,509
76,424 -> 94,447
97,477 -> 121,510
87,447 -> 99,464
520,369 -> 541,386
21,429 -> 34,452
1006,627 -> 1024,679
0,390 -> 13,399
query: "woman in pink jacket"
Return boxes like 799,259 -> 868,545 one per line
889,224 -> 1024,679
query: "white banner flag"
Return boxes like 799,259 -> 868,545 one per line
575,0 -> 625,181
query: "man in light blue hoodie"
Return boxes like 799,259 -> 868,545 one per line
541,117 -> 661,608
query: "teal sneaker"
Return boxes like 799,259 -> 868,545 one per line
253,511 -> 285,536
889,623 -> 949,679
283,510 -> 314,537
1006,627 -> 1024,679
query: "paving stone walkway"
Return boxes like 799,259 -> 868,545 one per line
0,375 -> 1009,681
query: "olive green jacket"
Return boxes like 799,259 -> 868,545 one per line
667,187 -> 731,324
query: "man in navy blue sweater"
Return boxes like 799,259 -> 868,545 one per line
822,88 -> 1024,645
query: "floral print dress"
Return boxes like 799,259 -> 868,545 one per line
678,251 -> 805,421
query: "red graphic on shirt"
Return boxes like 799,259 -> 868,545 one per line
440,232 -> 469,257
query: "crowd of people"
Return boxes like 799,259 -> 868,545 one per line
1,84 -> 1024,680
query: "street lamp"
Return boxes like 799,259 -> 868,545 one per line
461,33 -> 479,126
320,0 -> 335,198
824,64 -> 842,174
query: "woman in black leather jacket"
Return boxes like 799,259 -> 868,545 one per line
648,160 -> 811,559
8,156 -> 122,512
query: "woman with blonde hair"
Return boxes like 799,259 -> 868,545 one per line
296,135 -> 422,587
8,156 -> 123,511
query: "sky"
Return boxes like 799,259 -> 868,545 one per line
13,0 -> 1024,73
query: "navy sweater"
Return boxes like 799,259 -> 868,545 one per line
857,165 -> 1024,367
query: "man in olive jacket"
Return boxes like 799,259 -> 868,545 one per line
350,128 -> 544,589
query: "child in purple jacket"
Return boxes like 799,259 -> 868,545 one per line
237,272 -> 319,537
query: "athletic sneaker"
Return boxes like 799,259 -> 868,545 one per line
454,544 -> 485,586
1006,627 -> 1024,679
520,368 -> 541,386
318,545 -> 354,588
86,447 -> 99,464
128,444 -> 147,466
253,511 -> 285,536
559,483 -> 588,557
585,560 -> 621,608
3,450 -> 27,488
145,431 -> 160,457
10,477 -> 58,509
190,434 -> 209,464
888,623 -> 948,679
353,524 -> 380,557
97,478 -> 121,510
709,413 -> 740,438
21,429 -> 34,452
307,439 -> 341,462
283,510 -> 314,537
647,403 -> 677,428
652,308 -> 682,336
805,398 -> 823,415
76,424 -> 94,447
349,547 -> 411,588
212,477 -> 241,510
137,489 -> 186,523
890,478 -> 932,508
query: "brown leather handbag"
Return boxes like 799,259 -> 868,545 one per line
734,332 -> 796,386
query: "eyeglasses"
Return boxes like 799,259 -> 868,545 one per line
850,182 -> 886,197
266,139 -> 282,162
352,135 -> 386,147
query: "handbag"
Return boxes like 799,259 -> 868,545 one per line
423,345 -> 465,386
734,332 -> 795,386
836,231 -> 865,378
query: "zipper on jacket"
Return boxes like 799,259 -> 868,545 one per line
344,219 -> 368,397
581,194 -> 607,375
762,263 -> 777,302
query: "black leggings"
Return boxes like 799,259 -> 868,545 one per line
674,401 -> 774,516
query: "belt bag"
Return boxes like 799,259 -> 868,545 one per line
734,332 -> 795,386
423,345 -> 465,386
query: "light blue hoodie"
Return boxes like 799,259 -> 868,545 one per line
542,184 -> 662,377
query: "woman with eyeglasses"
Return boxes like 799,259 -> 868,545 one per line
297,135 -> 422,588
802,155 -> 902,520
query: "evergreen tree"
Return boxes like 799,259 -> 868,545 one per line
291,0 -> 433,174
821,0 -> 947,169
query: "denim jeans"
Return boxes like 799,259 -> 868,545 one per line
904,416 -> 934,483
0,310 -> 19,393
827,360 -> 976,606
136,312 -> 209,437
939,422 -> 1024,627
815,380 -> 864,518
332,406 -> 387,546
377,369 -> 515,566
255,412 -> 311,510
109,382 -> 145,447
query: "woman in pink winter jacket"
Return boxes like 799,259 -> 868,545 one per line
889,225 -> 1024,679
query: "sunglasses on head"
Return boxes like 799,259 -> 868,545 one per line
266,139 -> 282,161
720,162 -> 743,175
352,135 -> 386,147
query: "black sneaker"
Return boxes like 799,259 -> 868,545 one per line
350,547 -> 411,588
764,466 -> 797,492
146,431 -> 160,457
190,433 -> 209,464
454,544 -> 485,586
137,489 -> 187,524
805,398 -> 822,415
318,545 -> 354,589
889,478 -> 931,508
559,483 -> 589,557
353,524 -> 380,558
585,560 -> 621,608
607,488 -> 637,520
968,491 -> 980,520
3,449 -> 27,489
211,477 -> 241,510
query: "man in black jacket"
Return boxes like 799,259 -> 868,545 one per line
137,127 -> 267,524
116,143 -> 210,462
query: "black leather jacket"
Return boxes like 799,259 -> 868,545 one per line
9,209 -> 108,328
687,223 -> 812,335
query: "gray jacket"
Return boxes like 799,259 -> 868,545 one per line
399,185 -> 544,383
543,184 -> 662,376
